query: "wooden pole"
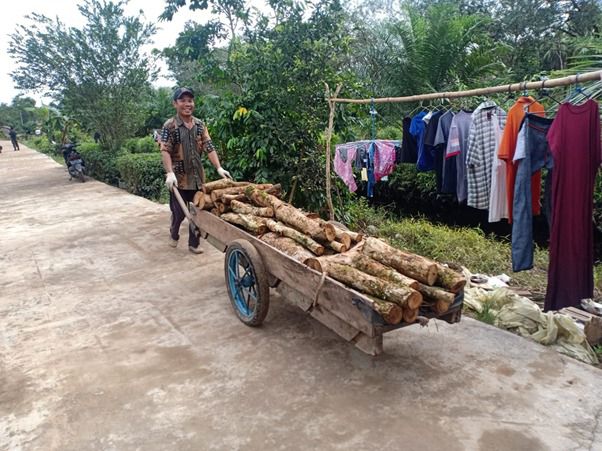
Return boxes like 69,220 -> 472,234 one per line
324,82 -> 343,221
328,70 -> 602,104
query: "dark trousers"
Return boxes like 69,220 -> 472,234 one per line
169,189 -> 200,248
11,139 -> 19,150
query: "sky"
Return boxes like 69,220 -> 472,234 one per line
0,0 -> 239,105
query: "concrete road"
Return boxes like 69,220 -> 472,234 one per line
1,142 -> 601,451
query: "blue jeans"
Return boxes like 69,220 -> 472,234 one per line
512,115 -> 554,272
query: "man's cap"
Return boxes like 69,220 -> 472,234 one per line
173,87 -> 195,100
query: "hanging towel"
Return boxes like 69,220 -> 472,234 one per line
373,140 -> 396,181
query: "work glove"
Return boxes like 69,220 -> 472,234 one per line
217,167 -> 233,180
165,172 -> 178,190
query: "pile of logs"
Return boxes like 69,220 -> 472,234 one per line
195,180 -> 466,326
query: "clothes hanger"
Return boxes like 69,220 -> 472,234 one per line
565,73 -> 591,103
524,79 -> 562,112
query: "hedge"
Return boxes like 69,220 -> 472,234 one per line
78,142 -> 123,186
122,136 -> 159,154
116,152 -> 165,200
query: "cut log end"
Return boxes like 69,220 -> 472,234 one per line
304,258 -> 323,272
403,308 -> 419,324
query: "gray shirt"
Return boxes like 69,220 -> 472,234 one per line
445,110 -> 473,203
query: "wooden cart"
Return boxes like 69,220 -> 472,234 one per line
189,205 -> 463,355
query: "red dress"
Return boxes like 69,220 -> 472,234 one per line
545,99 -> 601,311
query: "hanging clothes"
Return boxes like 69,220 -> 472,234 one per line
511,114 -> 554,271
445,110 -> 473,203
466,101 -> 507,210
497,97 -> 545,223
545,99 -> 601,311
400,117 -> 418,163
488,112 -> 508,222
409,112 -> 428,166
434,110 -> 455,193
373,140 -> 397,181
334,145 -> 358,193
419,111 -> 442,171
367,141 -> 375,197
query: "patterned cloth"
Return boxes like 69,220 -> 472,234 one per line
161,115 -> 216,190
373,140 -> 396,182
334,146 -> 358,192
466,101 -> 507,210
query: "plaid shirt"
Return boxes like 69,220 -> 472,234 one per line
161,115 -> 216,190
466,101 -> 507,210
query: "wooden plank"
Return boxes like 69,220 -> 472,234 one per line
206,235 -> 227,252
277,281 -> 361,342
352,332 -> 383,356
193,208 -> 377,337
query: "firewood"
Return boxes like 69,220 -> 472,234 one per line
193,191 -> 203,207
210,208 -> 220,216
217,202 -> 231,214
362,237 -> 438,286
222,184 -> 282,205
220,213 -> 267,234
231,200 -> 274,218
320,261 -> 422,309
313,217 -> 352,248
324,240 -> 348,253
435,264 -> 466,293
425,299 -> 452,314
211,184 -> 273,202
259,232 -> 322,272
369,297 -> 403,325
203,179 -> 250,194
322,253 -> 420,289
274,204 -> 336,242
197,193 -> 214,210
244,186 -> 284,211
402,307 -> 419,323
259,219 -> 324,256
416,283 -> 455,305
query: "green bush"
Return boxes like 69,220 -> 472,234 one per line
116,152 -> 165,200
26,135 -> 56,154
78,142 -> 122,186
122,136 -> 158,154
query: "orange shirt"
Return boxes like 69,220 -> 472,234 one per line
497,97 -> 544,223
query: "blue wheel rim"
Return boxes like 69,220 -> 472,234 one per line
227,249 -> 258,317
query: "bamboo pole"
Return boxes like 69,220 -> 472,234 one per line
328,70 -> 602,104
324,82 -> 343,221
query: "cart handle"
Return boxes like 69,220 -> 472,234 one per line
171,186 -> 195,223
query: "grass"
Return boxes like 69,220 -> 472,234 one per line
473,299 -> 499,325
347,198 -> 601,294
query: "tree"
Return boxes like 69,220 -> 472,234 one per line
9,0 -> 157,151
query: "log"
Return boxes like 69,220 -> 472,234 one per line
203,179 -> 250,194
210,208 -> 220,216
231,200 -> 274,218
425,299 -> 452,314
220,213 -> 267,234
321,261 -> 423,309
313,218 -> 352,248
193,191 -> 203,207
217,202 -> 231,214
211,184 -> 273,202
435,264 -> 467,293
323,253 -> 420,289
324,240 -> 348,253
402,307 -> 419,323
259,219 -> 325,255
369,297 -> 403,325
259,232 -> 322,272
197,193 -> 214,210
362,237 -> 438,286
222,184 -> 282,205
245,186 -> 285,211
345,230 -> 363,243
416,283 -> 455,305
274,204 -> 336,242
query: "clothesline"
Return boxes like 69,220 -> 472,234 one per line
327,70 -> 602,104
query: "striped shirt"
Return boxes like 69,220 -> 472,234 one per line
466,101 -> 507,210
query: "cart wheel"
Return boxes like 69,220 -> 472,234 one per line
224,240 -> 269,326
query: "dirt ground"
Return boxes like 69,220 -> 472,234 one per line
1,142 -> 601,451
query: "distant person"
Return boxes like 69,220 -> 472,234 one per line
93,131 -> 100,143
26,129 -> 31,139
9,127 -> 19,151
153,129 -> 159,142
161,87 -> 232,254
